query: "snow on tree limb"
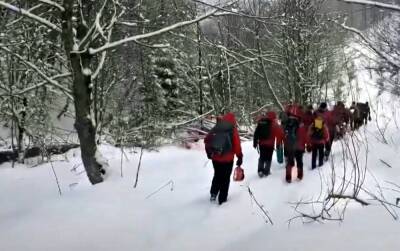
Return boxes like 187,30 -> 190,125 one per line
331,20 -> 400,70
88,8 -> 221,55
256,37 -> 284,111
0,1 -> 62,33
338,0 -> 400,12
5,4 -> 44,27
16,73 -> 72,96
38,0 -> 65,12
0,45 -> 73,100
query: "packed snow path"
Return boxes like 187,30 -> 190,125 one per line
1,131 -> 399,251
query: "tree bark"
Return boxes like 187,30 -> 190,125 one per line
61,0 -> 103,184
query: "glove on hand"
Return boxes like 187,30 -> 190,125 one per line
236,156 -> 243,167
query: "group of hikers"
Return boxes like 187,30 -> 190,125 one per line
204,101 -> 371,205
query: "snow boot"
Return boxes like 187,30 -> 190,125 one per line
286,165 -> 292,183
264,161 -> 271,176
297,167 -> 303,180
258,159 -> 265,178
210,194 -> 217,202
218,198 -> 227,205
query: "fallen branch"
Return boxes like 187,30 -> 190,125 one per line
0,143 -> 79,165
145,180 -> 174,199
246,185 -> 274,225
327,193 -> 370,206
379,159 -> 393,168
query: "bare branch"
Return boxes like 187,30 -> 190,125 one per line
133,147 -> 144,188
338,0 -> 400,12
331,20 -> 400,70
0,1 -> 62,33
89,6 -> 226,54
38,0 -> 65,12
245,185 -> 274,225
16,73 -> 72,96
0,45 -> 73,100
327,193 -> 370,206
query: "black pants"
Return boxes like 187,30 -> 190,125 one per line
312,144 -> 325,169
325,129 -> 335,157
258,146 -> 274,175
285,149 -> 304,181
210,161 -> 233,203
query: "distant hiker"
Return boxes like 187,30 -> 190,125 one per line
253,111 -> 284,177
308,114 -> 330,169
332,101 -> 350,138
356,102 -> 371,125
282,104 -> 308,183
205,112 -> 243,205
315,102 -> 334,160
349,102 -> 361,130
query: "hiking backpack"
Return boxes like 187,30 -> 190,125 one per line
284,117 -> 299,145
256,118 -> 272,140
311,117 -> 324,140
208,120 -> 234,155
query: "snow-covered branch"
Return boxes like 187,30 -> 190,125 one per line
338,0 -> 400,12
0,1 -> 62,33
88,8 -> 221,54
332,20 -> 400,70
16,73 -> 72,96
170,109 -> 214,128
0,45 -> 73,100
38,0 -> 65,12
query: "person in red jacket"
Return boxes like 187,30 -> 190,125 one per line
204,112 -> 243,205
308,115 -> 330,169
314,102 -> 335,160
253,111 -> 284,177
282,106 -> 309,183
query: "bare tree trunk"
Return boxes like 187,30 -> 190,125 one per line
61,0 -> 103,184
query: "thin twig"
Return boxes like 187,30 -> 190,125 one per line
133,147 -> 144,188
246,185 -> 273,225
145,180 -> 175,199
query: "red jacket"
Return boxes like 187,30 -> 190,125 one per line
255,120 -> 284,147
302,111 -> 314,130
283,124 -> 309,151
308,124 -> 330,145
204,113 -> 243,163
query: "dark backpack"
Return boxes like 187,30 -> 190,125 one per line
256,118 -> 272,140
209,120 -> 234,155
284,117 -> 299,145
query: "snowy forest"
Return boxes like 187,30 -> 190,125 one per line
1,0 -> 400,250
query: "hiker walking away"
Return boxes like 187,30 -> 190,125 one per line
332,101 -> 350,138
349,101 -> 361,130
308,115 -> 330,169
283,105 -> 308,183
315,102 -> 334,160
205,112 -> 243,205
253,111 -> 284,177
356,102 -> 371,125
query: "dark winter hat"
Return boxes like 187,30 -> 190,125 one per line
319,102 -> 327,109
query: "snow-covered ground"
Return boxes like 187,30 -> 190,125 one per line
1,132 -> 399,251
1,47 -> 400,250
